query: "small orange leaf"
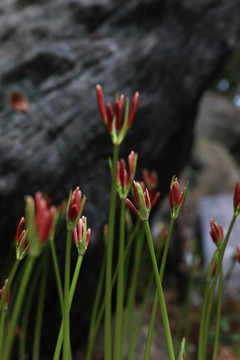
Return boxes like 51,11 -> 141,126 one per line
10,91 -> 29,113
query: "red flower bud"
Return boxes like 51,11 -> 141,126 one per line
233,181 -> 240,213
169,176 -> 188,218
127,91 -> 140,127
106,103 -> 114,133
73,216 -> 91,255
96,84 -> 107,124
15,217 -> 29,259
67,187 -> 82,222
209,219 -> 224,245
35,192 -> 56,243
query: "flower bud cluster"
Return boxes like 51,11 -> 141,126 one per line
25,192 -> 56,257
66,187 -> 86,231
73,216 -> 91,256
126,180 -> 160,221
96,84 -> 139,144
116,151 -> 137,199
169,176 -> 188,219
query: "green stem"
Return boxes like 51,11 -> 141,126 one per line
50,237 -> 64,314
0,258 -> 20,312
125,224 -> 145,360
86,218 -> 141,360
105,143 -> 119,360
32,251 -> 49,360
175,264 -> 195,360
201,214 -> 237,359
86,251 -> 107,360
128,228 -> 164,360
63,230 -> 72,360
0,310 -> 6,352
113,199 -> 126,360
19,256 -> 43,360
53,254 -> 84,360
212,266 -> 223,360
198,280 -> 210,360
143,220 -> 175,360
144,218 -> 175,360
3,256 -> 35,360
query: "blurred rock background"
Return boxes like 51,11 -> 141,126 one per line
0,0 -> 240,357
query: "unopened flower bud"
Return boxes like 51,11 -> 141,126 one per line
96,84 -> 139,144
209,219 -> 224,247
169,176 -> 188,219
15,217 -> 29,260
73,216 -> 91,255
233,181 -> 240,215
67,187 -> 86,230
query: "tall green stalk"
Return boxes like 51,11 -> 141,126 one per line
50,237 -> 63,314
104,143 -> 119,360
53,254 -> 84,360
143,220 -> 175,360
144,218 -> 175,360
63,230 -> 72,360
33,250 -> 49,360
198,281 -> 210,360
123,224 -> 145,360
85,219 -> 140,360
212,266 -> 223,360
86,251 -> 106,360
128,242 -> 164,360
0,310 -> 6,352
2,256 -> 35,360
19,256 -> 43,360
113,199 -> 126,360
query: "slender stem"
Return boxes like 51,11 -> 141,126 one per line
86,218 -> 141,360
33,251 -> 49,359
128,228 -> 164,360
212,266 -> 223,360
143,220 -> 175,360
0,311 -> 6,352
86,251 -> 106,360
63,230 -> 72,360
198,281 -> 210,360
144,218 -> 175,360
50,237 -> 64,314
53,254 -> 84,360
0,259 -> 20,312
201,214 -> 237,359
105,143 -> 119,360
19,257 -> 43,360
113,199 -> 126,360
3,256 -> 35,360
175,264 -> 195,360
125,224 -> 145,360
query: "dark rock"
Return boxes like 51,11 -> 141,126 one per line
0,0 -> 240,356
